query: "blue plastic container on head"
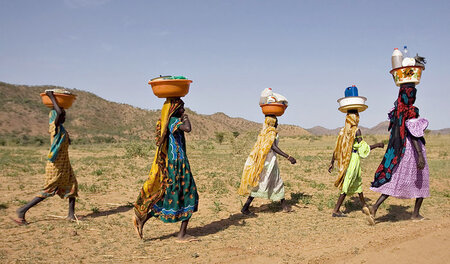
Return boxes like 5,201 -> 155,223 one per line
345,85 -> 359,97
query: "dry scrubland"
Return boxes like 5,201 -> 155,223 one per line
0,134 -> 449,263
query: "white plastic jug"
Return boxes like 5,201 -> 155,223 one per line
392,48 -> 403,69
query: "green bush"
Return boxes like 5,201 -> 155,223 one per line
125,141 -> 155,158
215,132 -> 225,144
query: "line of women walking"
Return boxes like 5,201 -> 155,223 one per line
13,71 -> 430,243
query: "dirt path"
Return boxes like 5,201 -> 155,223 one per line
338,222 -> 450,264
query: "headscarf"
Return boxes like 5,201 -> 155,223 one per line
238,116 -> 277,195
371,83 -> 419,187
47,110 -> 67,162
134,98 -> 184,219
333,113 -> 359,189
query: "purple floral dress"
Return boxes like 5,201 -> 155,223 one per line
370,118 -> 430,199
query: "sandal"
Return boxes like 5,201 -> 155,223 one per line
332,212 -> 347,217
11,217 -> 29,226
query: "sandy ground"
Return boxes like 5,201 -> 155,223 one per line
0,135 -> 449,263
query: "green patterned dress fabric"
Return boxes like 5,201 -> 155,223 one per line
149,117 -> 199,223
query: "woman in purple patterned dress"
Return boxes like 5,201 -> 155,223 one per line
368,83 -> 429,225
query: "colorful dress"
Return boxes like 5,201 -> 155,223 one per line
370,118 -> 429,199
341,139 -> 370,195
149,117 -> 199,223
250,136 -> 285,201
39,110 -> 78,199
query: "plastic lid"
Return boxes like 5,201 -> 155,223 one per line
394,48 -> 398,50
404,45 -> 407,49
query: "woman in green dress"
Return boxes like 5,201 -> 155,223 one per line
328,110 -> 384,217
133,98 -> 199,242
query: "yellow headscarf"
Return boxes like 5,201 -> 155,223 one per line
134,98 -> 183,219
238,116 -> 277,195
333,113 -> 359,189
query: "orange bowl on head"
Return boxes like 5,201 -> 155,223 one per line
260,103 -> 287,116
40,93 -> 77,109
149,79 -> 192,98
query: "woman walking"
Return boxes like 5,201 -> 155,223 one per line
239,115 -> 296,215
368,83 -> 429,224
329,110 -> 384,217
133,98 -> 199,242
14,90 -> 78,225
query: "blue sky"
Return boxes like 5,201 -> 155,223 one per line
1,0 -> 449,129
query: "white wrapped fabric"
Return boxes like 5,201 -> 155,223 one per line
260,88 -> 274,105
273,93 -> 288,106
259,88 -> 288,106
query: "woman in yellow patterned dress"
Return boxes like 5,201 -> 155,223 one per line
14,91 -> 78,225
239,116 -> 297,215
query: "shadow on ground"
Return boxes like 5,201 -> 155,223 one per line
145,212 -> 257,242
250,192 -> 313,214
342,196 -> 373,214
82,204 -> 133,218
376,204 -> 412,223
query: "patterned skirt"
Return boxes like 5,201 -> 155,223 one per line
39,139 -> 78,199
150,157 -> 199,223
370,136 -> 429,199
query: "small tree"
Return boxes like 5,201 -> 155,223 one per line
232,131 -> 240,138
215,132 -> 225,144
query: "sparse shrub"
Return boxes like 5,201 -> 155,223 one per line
91,206 -> 100,213
232,131 -> 240,138
211,201 -> 222,213
93,169 -> 103,176
125,141 -> 155,158
79,183 -> 103,193
215,132 -> 225,144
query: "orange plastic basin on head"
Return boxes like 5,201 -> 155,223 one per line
260,103 -> 287,116
40,93 -> 77,109
149,79 -> 192,98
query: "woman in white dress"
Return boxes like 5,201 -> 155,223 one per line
238,116 -> 296,215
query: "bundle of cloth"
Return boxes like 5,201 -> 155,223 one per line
259,88 -> 288,106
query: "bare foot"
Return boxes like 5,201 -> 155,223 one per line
241,208 -> 254,216
369,205 -> 377,218
411,215 -> 425,221
362,206 -> 370,216
366,206 -> 376,226
133,215 -> 143,239
282,204 -> 292,213
175,234 -> 199,243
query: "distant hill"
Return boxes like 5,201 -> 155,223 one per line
0,82 -> 309,143
307,120 -> 449,136
431,128 -> 450,135
306,122 -> 390,136
306,126 -> 341,136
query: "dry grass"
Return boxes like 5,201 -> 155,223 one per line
0,134 -> 449,263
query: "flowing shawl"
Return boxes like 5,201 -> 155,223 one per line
47,110 -> 67,162
134,98 -> 184,219
333,113 -> 359,189
371,84 -> 419,187
238,116 -> 277,196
